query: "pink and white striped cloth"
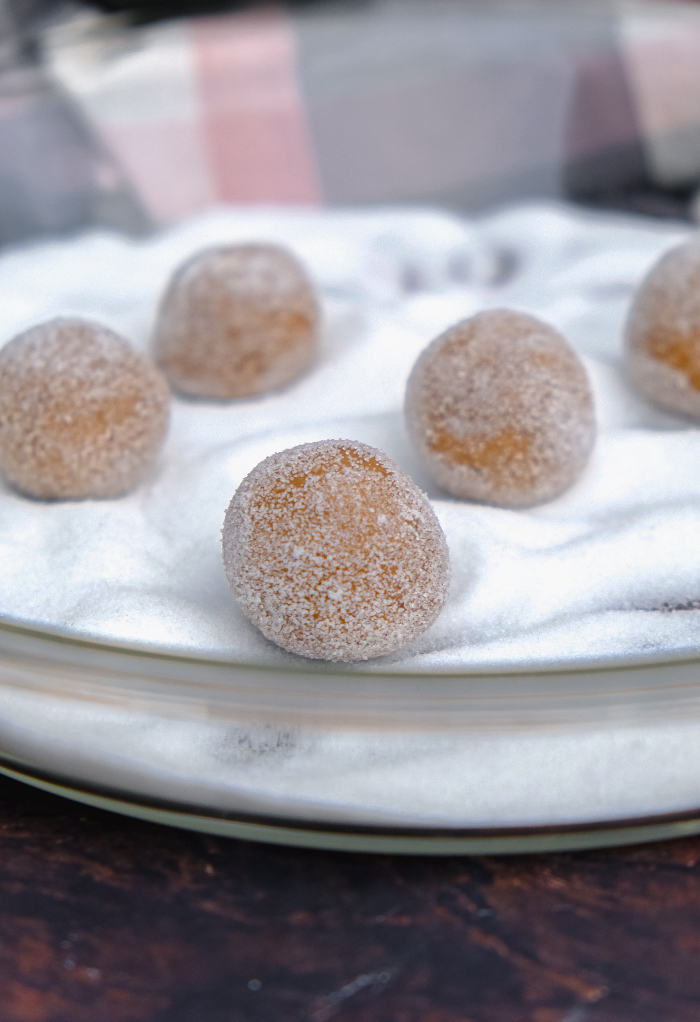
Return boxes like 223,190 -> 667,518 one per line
33,0 -> 700,225
45,8 -> 320,223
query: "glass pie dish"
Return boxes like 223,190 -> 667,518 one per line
1,617 -> 699,854
1,2 -> 700,853
0,200 -> 698,855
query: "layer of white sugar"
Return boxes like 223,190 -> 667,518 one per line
0,201 -> 698,671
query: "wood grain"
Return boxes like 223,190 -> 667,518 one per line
0,775 -> 698,1022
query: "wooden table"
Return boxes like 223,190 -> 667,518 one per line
0,773 -> 698,1022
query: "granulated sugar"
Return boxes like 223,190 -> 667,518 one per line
0,202 -> 697,670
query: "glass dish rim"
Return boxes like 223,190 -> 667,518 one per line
2,611 -> 700,736
2,612 -> 700,681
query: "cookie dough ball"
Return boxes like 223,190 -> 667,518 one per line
222,440 -> 450,661
405,310 -> 596,507
625,240 -> 700,418
0,317 -> 169,499
153,243 -> 319,399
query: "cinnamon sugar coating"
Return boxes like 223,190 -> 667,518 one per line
625,240 -> 700,418
405,310 -> 596,507
152,244 -> 319,399
222,440 -> 450,661
0,318 -> 169,499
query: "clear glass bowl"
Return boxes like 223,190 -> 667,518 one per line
1,1 -> 700,853
1,616 -> 699,853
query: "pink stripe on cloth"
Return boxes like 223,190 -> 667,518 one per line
619,7 -> 700,186
190,8 -> 321,204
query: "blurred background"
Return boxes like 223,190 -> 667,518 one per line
1,0 -> 700,247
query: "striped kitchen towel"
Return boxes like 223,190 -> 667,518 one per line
2,0 -> 700,243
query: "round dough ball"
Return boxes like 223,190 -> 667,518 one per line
625,240 -> 700,418
222,440 -> 450,661
405,309 -> 596,507
0,317 -> 169,499
152,243 -> 319,399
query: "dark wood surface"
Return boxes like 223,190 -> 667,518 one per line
0,774 -> 698,1022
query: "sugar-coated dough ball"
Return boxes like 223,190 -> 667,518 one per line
405,310 -> 596,507
222,440 -> 450,661
152,244 -> 319,399
0,317 -> 169,499
625,240 -> 700,418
